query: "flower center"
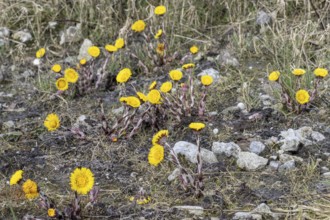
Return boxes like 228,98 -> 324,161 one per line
76,175 -> 88,187
58,80 -> 66,88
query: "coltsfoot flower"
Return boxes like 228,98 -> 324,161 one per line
126,96 -> 141,108
129,196 -> 151,205
201,75 -> 213,86
136,92 -> 148,102
88,46 -> 100,58
51,64 -> 61,73
115,38 -> 125,49
44,113 -> 60,131
169,70 -> 183,81
64,68 -> 79,83
48,208 -> 56,217
147,89 -> 162,104
116,68 -> 132,83
268,71 -> 280,81
156,43 -> 165,56
131,20 -> 146,32
190,45 -> 198,54
105,44 -> 117,53
152,130 -> 168,145
22,179 -> 39,199
70,167 -> 94,195
295,89 -> 310,104
154,5 -> 166,15
154,29 -> 163,39
55,78 -> 69,91
36,48 -> 46,58
189,122 -> 205,131
80,59 -> 87,65
160,81 -> 172,93
149,81 -> 157,90
292,68 -> 306,76
182,63 -> 195,69
9,170 -> 23,185
314,68 -> 328,78
148,144 -> 164,166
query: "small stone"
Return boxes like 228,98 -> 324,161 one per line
269,155 -> 277,160
213,128 -> 219,135
112,106 -> 124,115
60,23 -> 82,45
216,50 -> 239,67
236,152 -> 268,171
265,136 -> 278,146
311,131 -> 325,142
322,172 -> 330,178
237,102 -> 246,110
173,206 -> 204,216
48,21 -> 58,29
249,141 -> 266,155
32,59 -> 40,66
212,142 -> 241,158
78,38 -> 93,61
4,120 -> 15,128
278,160 -> 295,172
279,154 -> 303,163
209,111 -> 218,116
233,212 -> 262,220
197,68 -> 220,80
321,167 -> 329,174
269,161 -> 280,171
173,141 -> 218,164
12,30 -> 32,43
168,168 -> 180,181
256,10 -> 272,25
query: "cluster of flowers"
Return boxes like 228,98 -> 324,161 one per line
9,167 -> 96,218
268,67 -> 328,113
148,122 -> 206,197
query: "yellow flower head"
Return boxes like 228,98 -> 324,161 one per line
56,78 -> 69,91
268,71 -> 280,81
44,113 -> 60,131
152,130 -> 168,146
201,75 -> 213,86
295,89 -> 310,105
70,167 -> 94,195
156,43 -> 165,56
115,38 -> 125,49
190,45 -> 199,54
169,70 -> 183,81
119,97 -> 128,103
51,64 -> 61,73
64,68 -> 79,83
154,5 -> 166,15
149,81 -> 157,90
292,68 -> 306,76
36,48 -> 46,58
148,144 -> 164,166
182,63 -> 195,69
147,89 -> 162,104
105,44 -> 118,53
22,179 -> 39,199
116,68 -> 132,83
189,122 -> 205,131
131,20 -> 146,32
48,208 -> 56,217
154,29 -> 163,39
130,196 -> 151,205
136,92 -> 148,102
314,68 -> 328,78
10,170 -> 23,185
160,81 -> 172,93
126,96 -> 141,108
80,59 -> 87,65
88,46 -> 100,58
